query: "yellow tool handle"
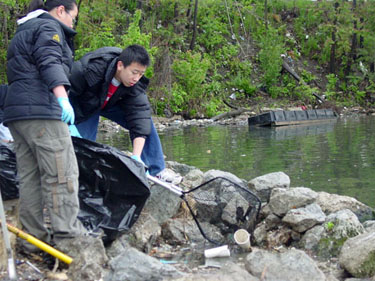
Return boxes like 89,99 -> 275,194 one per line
6,223 -> 73,264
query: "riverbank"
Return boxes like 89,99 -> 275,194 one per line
1,153 -> 375,280
99,102 -> 373,134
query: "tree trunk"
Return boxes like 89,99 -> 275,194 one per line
173,2 -> 178,33
189,0 -> 198,50
344,1 -> 358,78
2,5 -> 8,49
186,0 -> 193,18
75,0 -> 83,27
329,2 -> 339,74
264,0 -> 268,30
329,30 -> 336,74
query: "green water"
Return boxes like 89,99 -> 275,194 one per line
97,115 -> 375,208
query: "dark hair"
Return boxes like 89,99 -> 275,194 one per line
118,45 -> 150,68
27,0 -> 77,13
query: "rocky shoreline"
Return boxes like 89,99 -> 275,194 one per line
1,165 -> 375,280
1,108 -> 375,281
98,104 -> 375,135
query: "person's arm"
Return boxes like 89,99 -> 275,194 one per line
52,85 -> 68,99
33,22 -> 71,91
132,137 -> 146,156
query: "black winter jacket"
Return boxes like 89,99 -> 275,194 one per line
0,85 -> 7,123
69,47 -> 152,139
3,12 -> 76,125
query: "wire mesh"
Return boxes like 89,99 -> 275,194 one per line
180,177 -> 261,245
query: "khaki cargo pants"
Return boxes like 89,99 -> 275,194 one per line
8,120 -> 86,251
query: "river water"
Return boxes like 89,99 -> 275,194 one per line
97,115 -> 375,208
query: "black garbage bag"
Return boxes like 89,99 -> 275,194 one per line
72,137 -> 150,242
0,143 -> 19,200
0,137 -> 150,243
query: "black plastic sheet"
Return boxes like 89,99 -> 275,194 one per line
0,137 -> 150,242
72,137 -> 150,241
0,143 -> 19,200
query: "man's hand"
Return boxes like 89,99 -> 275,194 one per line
68,124 -> 82,138
131,155 -> 149,175
131,155 -> 145,166
57,97 -> 75,124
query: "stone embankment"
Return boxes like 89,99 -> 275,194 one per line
2,165 -> 375,281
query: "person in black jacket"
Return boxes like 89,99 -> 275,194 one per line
69,45 -> 182,183
4,0 -> 86,252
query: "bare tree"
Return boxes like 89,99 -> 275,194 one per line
329,2 -> 339,74
344,0 -> 358,78
189,0 -> 198,50
264,0 -> 268,30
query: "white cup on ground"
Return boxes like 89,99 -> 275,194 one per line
204,245 -> 230,258
234,229 -> 251,250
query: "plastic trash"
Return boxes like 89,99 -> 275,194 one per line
0,143 -> 19,200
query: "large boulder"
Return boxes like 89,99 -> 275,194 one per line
248,172 -> 290,202
245,248 -> 326,281
105,246 -> 183,281
339,232 -> 375,278
56,236 -> 109,281
282,203 -> 326,233
268,187 -> 318,217
316,209 -> 365,259
316,192 -> 375,221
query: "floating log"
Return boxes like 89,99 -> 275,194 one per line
248,109 -> 337,127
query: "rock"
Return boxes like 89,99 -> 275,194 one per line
316,209 -> 364,259
181,168 -> 204,188
55,236 -> 109,281
266,225 -> 296,249
161,218 -> 223,244
165,262 -> 259,281
282,203 -> 326,233
105,246 -> 183,281
248,172 -> 290,202
268,187 -> 318,217
316,192 -> 375,221
264,213 -> 282,230
300,225 -> 325,251
325,209 -> 364,240
363,220 -> 375,233
166,161 -> 197,177
253,222 -> 268,246
203,169 -> 247,187
339,232 -> 375,278
245,248 -> 326,281
113,212 -> 161,254
143,181 -> 181,225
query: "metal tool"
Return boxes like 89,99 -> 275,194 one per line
0,191 -> 17,280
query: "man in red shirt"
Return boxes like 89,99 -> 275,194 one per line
69,45 -> 182,184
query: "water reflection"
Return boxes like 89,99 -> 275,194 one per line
97,115 -> 375,208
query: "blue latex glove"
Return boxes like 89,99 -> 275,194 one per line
57,97 -> 75,124
68,125 -> 82,138
131,155 -> 149,175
